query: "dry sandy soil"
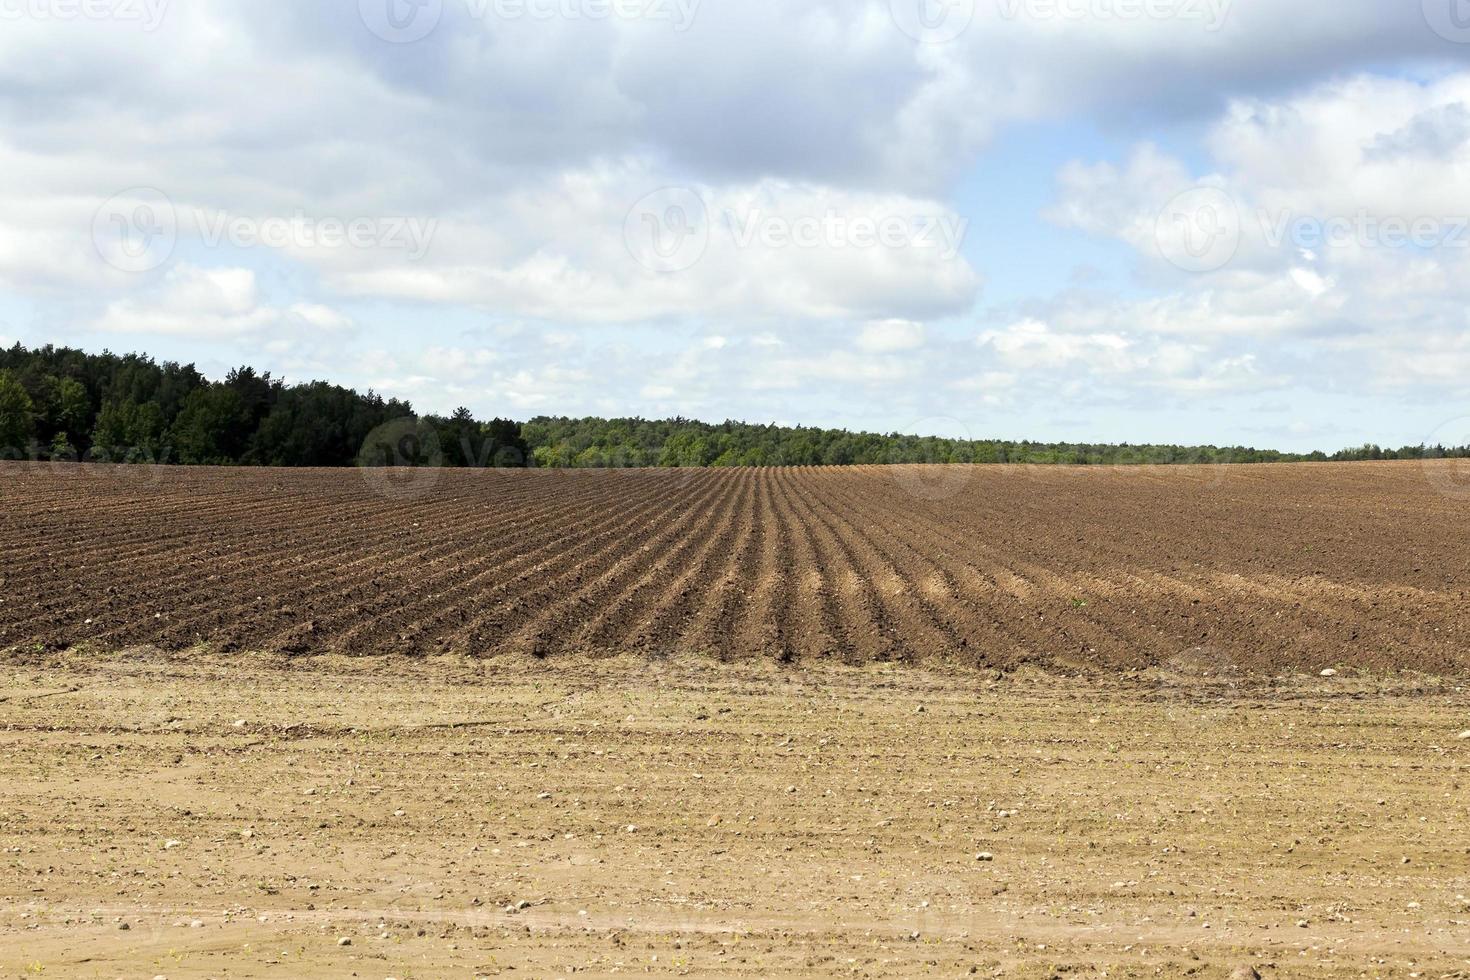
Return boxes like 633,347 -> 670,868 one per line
3,460 -> 1470,673
0,653 -> 1468,978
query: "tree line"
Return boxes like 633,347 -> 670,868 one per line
0,344 -> 525,468
524,416 -> 1314,468
1,343 -> 1465,469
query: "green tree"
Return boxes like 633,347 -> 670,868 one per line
49,431 -> 77,461
56,377 -> 91,438
658,431 -> 713,467
533,443 -> 573,468
92,399 -> 166,460
169,386 -> 247,464
440,407 -> 481,467
0,369 -> 36,454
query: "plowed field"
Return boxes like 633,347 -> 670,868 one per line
3,460 -> 1469,673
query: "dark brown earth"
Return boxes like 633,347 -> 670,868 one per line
3,459 -> 1469,673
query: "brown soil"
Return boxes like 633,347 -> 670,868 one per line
3,460 -> 1469,673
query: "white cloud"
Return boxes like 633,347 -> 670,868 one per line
93,264 -> 352,339
975,318 -> 1286,397
0,1 -> 1445,310
96,265 -> 270,336
1288,267 -> 1334,299
950,370 -> 1019,407
980,318 -> 1131,370
322,171 -> 980,323
1045,72 -> 1470,394
752,350 -> 921,390
856,319 -> 925,353
287,302 -> 355,332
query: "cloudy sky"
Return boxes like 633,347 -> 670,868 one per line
4,0 -> 1470,451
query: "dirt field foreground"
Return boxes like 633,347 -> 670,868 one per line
3,651 -> 1469,979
